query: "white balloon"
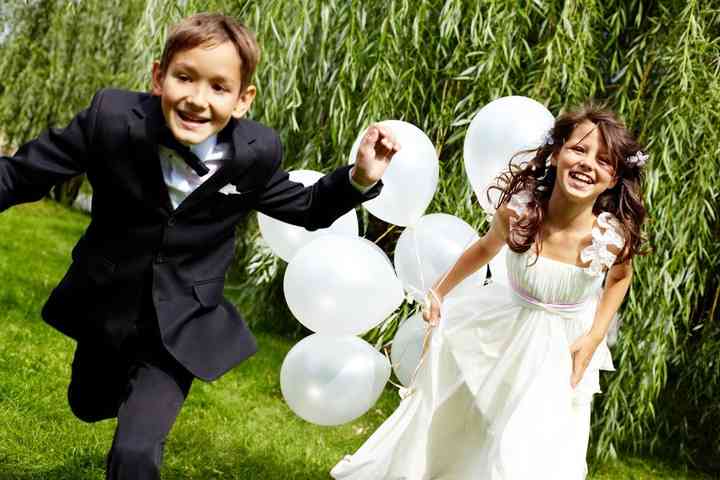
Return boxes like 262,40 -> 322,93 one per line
390,312 -> 428,386
394,213 -> 484,303
284,234 -> 404,335
280,334 -> 391,426
258,170 -> 359,262
463,96 -> 555,213
488,246 -> 509,287
349,120 -> 439,226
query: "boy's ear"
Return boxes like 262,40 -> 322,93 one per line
151,61 -> 164,96
232,85 -> 257,119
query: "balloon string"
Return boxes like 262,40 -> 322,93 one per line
382,345 -> 409,392
397,323 -> 435,399
374,225 -> 397,245
412,225 -> 427,294
399,234 -> 481,398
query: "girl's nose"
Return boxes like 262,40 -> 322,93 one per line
577,159 -> 593,171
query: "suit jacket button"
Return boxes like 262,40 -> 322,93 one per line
156,254 -> 165,263
167,217 -> 176,227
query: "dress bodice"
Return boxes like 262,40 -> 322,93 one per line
507,250 -> 604,305
505,190 -> 625,305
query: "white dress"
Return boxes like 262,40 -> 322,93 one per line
332,194 -> 623,480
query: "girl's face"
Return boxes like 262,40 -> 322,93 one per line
550,120 -> 617,204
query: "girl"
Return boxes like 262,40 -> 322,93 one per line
332,105 -> 647,479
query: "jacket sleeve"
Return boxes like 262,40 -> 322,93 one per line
253,133 -> 383,230
0,89 -> 104,212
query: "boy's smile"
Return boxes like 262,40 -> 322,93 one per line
151,41 -> 256,145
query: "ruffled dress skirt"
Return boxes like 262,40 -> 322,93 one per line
331,251 -> 614,480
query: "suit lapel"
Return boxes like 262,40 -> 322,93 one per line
128,96 -> 173,215
173,118 -> 258,216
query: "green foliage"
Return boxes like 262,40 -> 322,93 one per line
0,0 -> 718,472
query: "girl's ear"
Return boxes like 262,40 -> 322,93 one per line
608,175 -> 619,190
549,153 -> 557,167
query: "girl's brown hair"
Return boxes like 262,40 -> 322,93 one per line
490,105 -> 647,264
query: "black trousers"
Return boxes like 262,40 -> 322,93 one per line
67,309 -> 194,480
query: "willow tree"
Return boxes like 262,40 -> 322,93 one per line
0,0 -> 717,471
0,0 -> 145,203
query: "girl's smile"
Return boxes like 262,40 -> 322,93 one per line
552,120 -> 617,203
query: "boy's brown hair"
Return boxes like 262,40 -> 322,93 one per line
159,13 -> 260,91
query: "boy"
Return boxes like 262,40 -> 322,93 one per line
0,12 -> 398,479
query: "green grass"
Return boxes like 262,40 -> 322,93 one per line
0,200 -> 714,479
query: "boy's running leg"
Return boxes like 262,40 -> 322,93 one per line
106,356 -> 193,480
67,341 -> 132,423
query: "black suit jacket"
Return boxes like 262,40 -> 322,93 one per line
0,89 -> 381,381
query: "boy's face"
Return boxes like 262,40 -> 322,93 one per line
151,41 -> 256,145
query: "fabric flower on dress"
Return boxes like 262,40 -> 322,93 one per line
580,212 -> 625,276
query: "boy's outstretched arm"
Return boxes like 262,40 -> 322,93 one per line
0,91 -> 101,212
252,124 -> 398,230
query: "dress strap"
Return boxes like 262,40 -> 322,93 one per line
580,212 -> 625,276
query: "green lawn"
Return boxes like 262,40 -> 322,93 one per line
0,200 -> 712,479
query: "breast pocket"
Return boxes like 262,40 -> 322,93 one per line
192,278 -> 225,308
213,188 -> 257,218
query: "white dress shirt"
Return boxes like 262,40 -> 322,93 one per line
158,134 -> 374,210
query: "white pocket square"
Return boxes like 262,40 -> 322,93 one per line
219,184 -> 240,195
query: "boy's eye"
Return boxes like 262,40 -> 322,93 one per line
177,73 -> 191,82
212,84 -> 228,93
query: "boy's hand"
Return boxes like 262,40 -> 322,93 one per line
351,124 -> 401,187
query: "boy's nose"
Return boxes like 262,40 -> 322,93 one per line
186,87 -> 209,110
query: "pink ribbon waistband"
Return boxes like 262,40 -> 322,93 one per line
509,278 -> 590,317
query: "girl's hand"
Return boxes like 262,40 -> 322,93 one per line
569,333 -> 602,388
422,288 -> 442,327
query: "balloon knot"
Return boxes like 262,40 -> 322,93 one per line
398,386 -> 415,399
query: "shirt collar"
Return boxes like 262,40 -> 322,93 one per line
189,134 -> 218,162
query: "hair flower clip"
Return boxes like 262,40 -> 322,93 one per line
542,130 -> 555,147
626,150 -> 649,168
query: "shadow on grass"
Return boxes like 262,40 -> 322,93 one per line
162,455 -> 319,480
162,421 -> 330,480
0,452 -> 105,480
0,451 -> 309,480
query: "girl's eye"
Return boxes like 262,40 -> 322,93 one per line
599,159 -> 615,172
572,146 -> 585,153
212,84 -> 227,93
177,74 -> 191,82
